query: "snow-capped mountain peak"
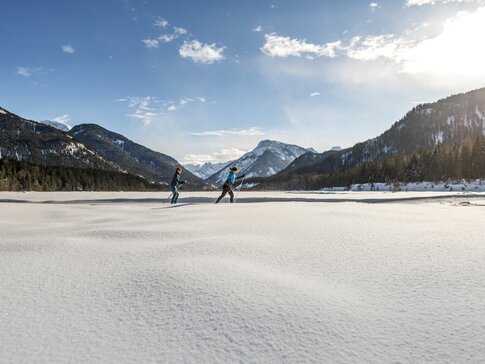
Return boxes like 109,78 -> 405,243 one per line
206,140 -> 314,186
185,161 -> 232,179
40,120 -> 72,132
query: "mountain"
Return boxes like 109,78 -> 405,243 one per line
206,140 -> 314,186
40,120 -> 71,132
68,124 -> 209,189
185,161 -> 231,179
253,87 -> 485,189
1,106 -> 210,190
0,107 -> 120,171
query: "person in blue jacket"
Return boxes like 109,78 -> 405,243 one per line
215,166 -> 245,203
170,167 -> 186,204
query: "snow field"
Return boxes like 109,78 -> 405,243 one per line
1,192 -> 485,363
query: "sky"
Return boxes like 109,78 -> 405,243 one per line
2,0 -> 485,165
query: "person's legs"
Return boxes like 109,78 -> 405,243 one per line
171,186 -> 179,204
229,189 -> 234,203
215,186 -> 229,203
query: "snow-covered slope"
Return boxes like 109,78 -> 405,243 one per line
206,140 -> 314,186
185,161 -> 231,179
40,120 -> 71,132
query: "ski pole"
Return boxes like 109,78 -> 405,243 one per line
234,175 -> 245,203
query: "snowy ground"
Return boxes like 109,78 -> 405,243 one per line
1,191 -> 485,363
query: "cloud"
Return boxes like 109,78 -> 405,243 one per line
117,96 -> 162,124
118,95 -> 206,122
346,6 -> 485,82
179,40 -> 224,64
142,38 -> 159,48
405,0 -> 484,6
143,18 -> 224,64
159,26 -> 188,43
253,25 -> 263,32
154,17 -> 168,28
16,66 -> 50,78
261,33 -> 341,59
54,114 -> 71,124
158,34 -> 175,43
16,67 -> 32,77
62,44 -> 75,54
310,92 -> 321,97
183,148 -> 246,164
345,34 -> 417,61
190,127 -> 264,136
369,2 -> 380,10
262,6 -> 485,86
174,26 -> 188,35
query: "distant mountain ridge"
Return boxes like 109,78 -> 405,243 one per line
0,106 -> 209,189
0,107 -> 120,171
185,161 -> 230,179
69,124 -> 208,188
254,87 -> 485,189
206,140 -> 314,186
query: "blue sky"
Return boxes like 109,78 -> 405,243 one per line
2,0 -> 485,164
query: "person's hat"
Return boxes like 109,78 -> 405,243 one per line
231,166 -> 238,171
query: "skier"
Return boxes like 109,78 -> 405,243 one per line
170,167 -> 186,204
215,166 -> 245,203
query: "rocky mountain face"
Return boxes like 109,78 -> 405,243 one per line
0,107 -> 120,171
0,107 -> 210,189
206,140 -> 314,186
68,124 -> 208,188
268,87 -> 485,181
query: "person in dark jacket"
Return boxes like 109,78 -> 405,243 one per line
215,166 -> 245,204
170,167 -> 186,204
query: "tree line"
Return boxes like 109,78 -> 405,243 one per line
0,159 -> 166,191
250,135 -> 485,190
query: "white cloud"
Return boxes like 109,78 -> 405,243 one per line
183,148 -> 246,164
405,0 -> 484,6
62,44 -> 75,54
16,67 -> 32,77
142,38 -> 159,48
190,127 -> 264,136
158,34 -> 175,43
16,66 -> 50,78
119,95 -> 206,122
345,6 -> 485,82
369,2 -> 380,10
253,25 -> 263,32
174,26 -> 187,35
118,96 -> 162,124
158,26 -> 188,43
310,92 -> 321,97
179,40 -> 224,64
261,33 -> 341,58
154,17 -> 168,28
262,6 -> 485,86
53,114 -> 71,124
345,34 -> 417,61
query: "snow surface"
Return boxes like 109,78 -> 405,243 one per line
1,191 -> 485,363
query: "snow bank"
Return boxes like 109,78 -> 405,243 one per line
350,180 -> 485,192
1,192 -> 484,362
